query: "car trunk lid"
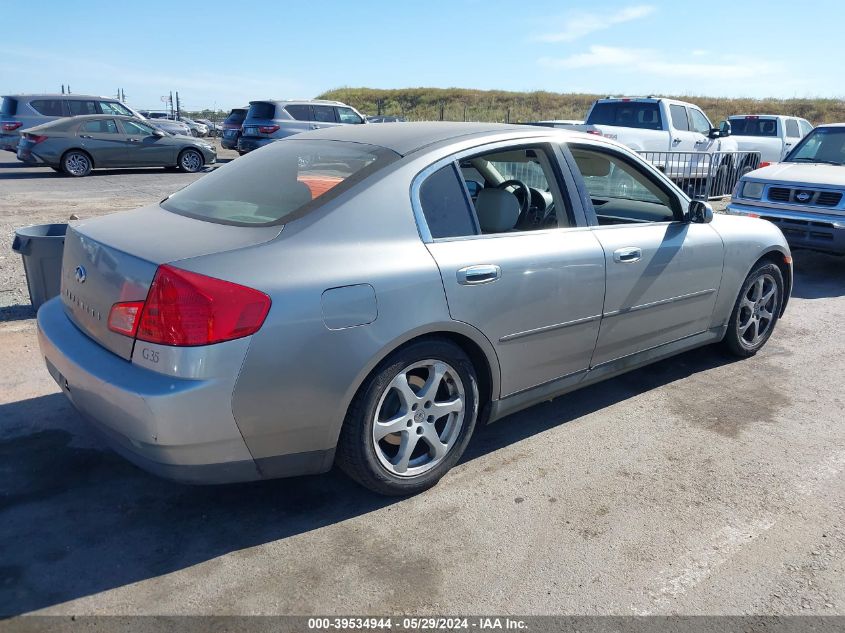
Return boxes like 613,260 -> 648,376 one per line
60,204 -> 282,360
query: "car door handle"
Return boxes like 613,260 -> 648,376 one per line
127,138 -> 139,142
80,134 -> 92,139
671,138 -> 682,144
457,264 -> 501,285
613,247 -> 642,263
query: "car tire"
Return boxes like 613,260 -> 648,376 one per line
336,338 -> 479,496
61,150 -> 92,177
178,149 -> 204,173
723,261 -> 784,357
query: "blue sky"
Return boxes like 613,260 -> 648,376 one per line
1,0 -> 842,112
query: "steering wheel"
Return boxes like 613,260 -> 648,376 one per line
496,179 -> 531,224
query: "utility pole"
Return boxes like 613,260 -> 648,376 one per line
61,85 -> 65,94
175,91 -> 181,119
169,91 -> 174,118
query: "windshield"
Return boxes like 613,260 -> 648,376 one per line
161,140 -> 397,226
730,117 -> 778,137
786,127 -> 845,165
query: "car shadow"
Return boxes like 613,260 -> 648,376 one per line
790,249 -> 845,299
0,167 -> 214,180
0,344 -> 735,616
0,305 -> 35,323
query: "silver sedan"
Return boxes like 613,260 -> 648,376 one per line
37,123 -> 792,495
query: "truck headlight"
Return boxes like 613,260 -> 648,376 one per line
742,181 -> 764,199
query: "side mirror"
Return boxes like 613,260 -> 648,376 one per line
688,200 -> 714,224
152,129 -> 165,138
708,127 -> 721,139
719,120 -> 732,137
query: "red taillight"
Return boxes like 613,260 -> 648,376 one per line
135,265 -> 271,347
258,125 -> 279,134
586,130 -> 603,135
759,161 -> 771,168
1,121 -> 22,131
26,134 -> 48,144
108,301 -> 145,336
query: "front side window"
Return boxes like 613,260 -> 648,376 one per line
785,119 -> 800,138
689,109 -> 711,135
99,101 -> 133,116
162,140 -> 396,226
337,107 -> 364,124
313,105 -> 336,123
30,99 -> 64,116
284,104 -> 312,121
66,100 -> 98,116
121,120 -> 156,135
786,127 -> 845,165
419,164 -> 478,238
669,105 -> 689,131
569,145 -> 680,224
80,119 -> 118,134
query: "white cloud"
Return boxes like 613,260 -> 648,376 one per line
536,5 -> 655,43
538,46 -> 779,80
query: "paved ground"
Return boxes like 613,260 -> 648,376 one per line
0,147 -> 843,617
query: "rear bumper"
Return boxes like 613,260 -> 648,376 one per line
1,132 -> 20,152
36,297 -> 263,484
726,201 -> 845,254
237,136 -> 274,153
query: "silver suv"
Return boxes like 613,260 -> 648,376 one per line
1,94 -> 140,151
236,99 -> 366,154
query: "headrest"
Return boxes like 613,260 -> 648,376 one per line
573,153 -> 612,177
475,188 -> 519,233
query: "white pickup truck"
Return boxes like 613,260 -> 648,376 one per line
728,115 -> 814,165
578,97 -> 737,154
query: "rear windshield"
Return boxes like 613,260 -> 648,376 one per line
224,109 -> 246,125
1,97 -> 17,116
730,117 -> 778,137
247,102 -> 276,120
161,140 -> 398,226
587,101 -> 662,130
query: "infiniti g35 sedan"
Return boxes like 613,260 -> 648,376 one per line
17,115 -> 216,176
37,122 -> 792,495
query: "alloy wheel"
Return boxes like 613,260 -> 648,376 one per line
371,359 -> 466,478
737,273 -> 778,348
65,153 -> 89,176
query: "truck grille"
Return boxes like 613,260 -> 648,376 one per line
767,187 -> 843,207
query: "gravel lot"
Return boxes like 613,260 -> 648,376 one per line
0,145 -> 843,618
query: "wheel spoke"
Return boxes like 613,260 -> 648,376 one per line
389,372 -> 419,410
419,362 -> 447,402
374,414 -> 408,441
747,319 -> 759,342
392,432 -> 420,474
422,426 -> 447,460
759,307 -> 774,321
750,278 -> 764,301
739,317 -> 754,334
430,396 -> 463,419
760,286 -> 776,306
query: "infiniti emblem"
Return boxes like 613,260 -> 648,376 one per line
74,265 -> 87,284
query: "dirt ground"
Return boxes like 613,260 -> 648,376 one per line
0,144 -> 843,618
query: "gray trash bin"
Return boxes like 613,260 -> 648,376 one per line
11,223 -> 68,311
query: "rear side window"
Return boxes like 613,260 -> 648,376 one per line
284,104 -> 312,121
785,119 -> 800,138
224,109 -> 246,125
30,99 -> 65,116
248,101 -> 277,120
799,120 -> 813,136
337,107 -> 364,124
586,102 -> 662,130
80,119 -> 118,134
313,105 -> 336,122
161,140 -> 396,226
669,105 -> 689,131
419,164 -> 478,238
66,100 -> 98,116
729,117 -> 778,137
1,97 -> 17,116
99,101 -> 132,116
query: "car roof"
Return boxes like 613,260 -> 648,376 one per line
817,123 -> 845,128
3,94 -> 120,100
292,121 -> 583,156
249,99 -> 348,106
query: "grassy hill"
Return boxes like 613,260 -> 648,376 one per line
317,87 -> 845,125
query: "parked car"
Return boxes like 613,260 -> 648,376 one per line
147,118 -> 193,137
728,115 -> 813,166
221,107 -> 248,150
138,111 -> 207,137
195,118 -> 221,136
366,115 -> 407,123
1,94 -> 144,151
37,122 -> 791,494
523,119 -> 584,128
180,117 -> 208,137
727,123 -> 845,254
16,115 -> 216,176
237,99 -> 366,154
